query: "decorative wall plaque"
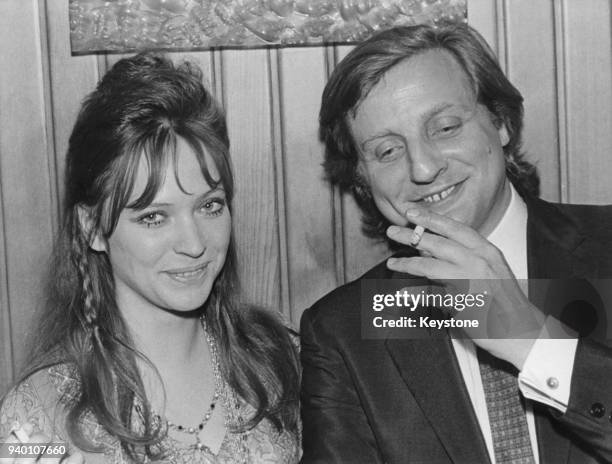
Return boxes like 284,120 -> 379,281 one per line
70,0 -> 467,53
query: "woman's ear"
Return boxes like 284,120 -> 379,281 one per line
76,206 -> 107,252
497,122 -> 510,147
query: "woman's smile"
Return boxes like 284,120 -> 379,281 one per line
163,261 -> 211,284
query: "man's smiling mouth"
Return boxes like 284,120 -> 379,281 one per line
421,184 -> 457,203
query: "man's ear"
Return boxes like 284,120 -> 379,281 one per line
497,122 -> 510,147
76,205 -> 107,252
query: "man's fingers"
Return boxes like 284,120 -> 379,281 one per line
403,207 -> 484,248
387,226 -> 474,265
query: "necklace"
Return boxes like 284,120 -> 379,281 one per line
166,392 -> 220,451
201,318 -> 249,463
165,321 -> 221,452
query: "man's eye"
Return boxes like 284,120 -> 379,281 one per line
138,212 -> 165,227
375,145 -> 404,162
430,118 -> 462,138
438,124 -> 460,135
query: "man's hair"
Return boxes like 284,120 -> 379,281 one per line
320,22 -> 540,238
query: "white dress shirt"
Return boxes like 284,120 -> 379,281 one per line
450,184 -> 578,463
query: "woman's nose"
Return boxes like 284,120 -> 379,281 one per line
173,216 -> 205,257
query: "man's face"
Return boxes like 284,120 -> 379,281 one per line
349,50 -> 511,236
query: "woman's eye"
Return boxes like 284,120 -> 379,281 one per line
138,212 -> 165,227
201,198 -> 226,216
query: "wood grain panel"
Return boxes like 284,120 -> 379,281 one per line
278,46 -> 337,319
0,184 -> 12,393
505,0 -> 561,202
221,49 -> 281,312
0,0 -> 55,381
495,0 -> 508,72
45,0 -> 100,211
267,49 -> 291,321
467,0 -> 499,53
563,0 -> 612,204
553,0 -> 570,203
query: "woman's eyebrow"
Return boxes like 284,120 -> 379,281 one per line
196,186 -> 226,199
126,187 -> 226,210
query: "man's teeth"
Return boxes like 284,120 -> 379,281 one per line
423,185 -> 456,203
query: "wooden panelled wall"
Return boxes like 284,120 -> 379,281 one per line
1,0 -> 611,392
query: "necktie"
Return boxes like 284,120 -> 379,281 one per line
477,348 -> 536,464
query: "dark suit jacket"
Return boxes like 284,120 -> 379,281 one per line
300,198 -> 612,463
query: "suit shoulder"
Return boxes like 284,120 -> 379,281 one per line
559,202 -> 612,220
552,201 -> 612,240
528,197 -> 612,237
301,258 -> 392,329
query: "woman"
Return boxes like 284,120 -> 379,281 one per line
0,52 -> 300,463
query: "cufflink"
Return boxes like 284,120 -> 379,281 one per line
546,377 -> 559,389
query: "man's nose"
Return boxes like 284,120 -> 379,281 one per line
408,140 -> 447,184
173,216 -> 206,257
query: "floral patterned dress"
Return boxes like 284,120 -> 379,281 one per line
0,364 -> 300,463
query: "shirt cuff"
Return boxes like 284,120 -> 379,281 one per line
518,316 -> 578,413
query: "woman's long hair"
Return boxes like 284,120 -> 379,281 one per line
16,52 -> 299,460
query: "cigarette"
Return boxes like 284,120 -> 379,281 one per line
10,423 -> 30,443
410,225 -> 425,246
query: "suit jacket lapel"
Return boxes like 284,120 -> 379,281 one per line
385,337 -> 491,463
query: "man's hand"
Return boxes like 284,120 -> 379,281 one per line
386,207 -> 544,369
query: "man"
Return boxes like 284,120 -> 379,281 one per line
300,23 -> 612,463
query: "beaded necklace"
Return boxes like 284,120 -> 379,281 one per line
200,318 -> 249,463
163,319 -> 222,453
166,389 -> 220,451
136,319 -> 250,462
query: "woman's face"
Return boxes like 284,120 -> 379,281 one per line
97,138 -> 231,316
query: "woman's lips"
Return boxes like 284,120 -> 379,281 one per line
164,262 -> 210,283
